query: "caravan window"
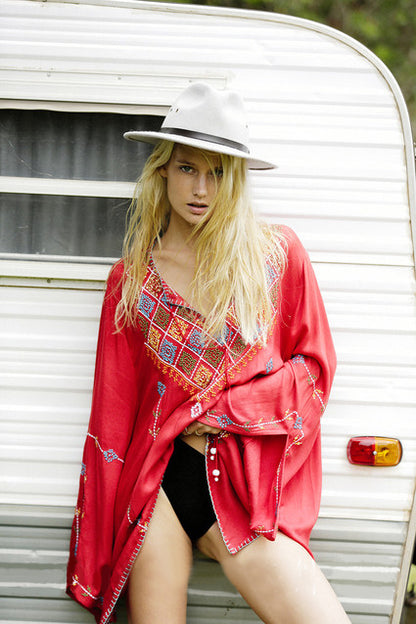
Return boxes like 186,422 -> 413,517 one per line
0,109 -> 161,259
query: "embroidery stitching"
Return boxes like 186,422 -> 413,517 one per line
208,408 -> 293,433
191,402 -> 202,419
138,293 -> 155,318
137,256 -> 282,398
71,574 -> 100,601
87,433 -> 124,464
149,382 -> 166,440
292,354 -> 326,413
100,485 -> 162,624
177,350 -> 198,375
74,507 -> 81,556
284,409 -> 305,455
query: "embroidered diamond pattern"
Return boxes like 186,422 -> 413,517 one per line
193,364 -> 211,387
178,351 -> 197,375
169,318 -> 189,341
265,263 -> 278,285
188,328 -> 204,355
231,335 -> 247,357
138,315 -> 149,335
204,346 -> 223,367
148,326 -> 162,351
147,273 -> 163,295
136,258 -> 279,394
176,307 -> 196,322
159,339 -> 177,364
154,306 -> 170,330
138,294 -> 156,319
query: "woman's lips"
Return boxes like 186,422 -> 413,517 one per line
188,203 -> 208,214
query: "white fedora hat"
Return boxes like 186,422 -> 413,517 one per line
123,82 -> 276,170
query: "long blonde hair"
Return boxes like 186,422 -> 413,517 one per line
116,140 -> 286,345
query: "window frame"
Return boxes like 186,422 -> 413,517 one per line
0,100 -> 168,281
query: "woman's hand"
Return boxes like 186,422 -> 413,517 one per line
182,423 -> 222,437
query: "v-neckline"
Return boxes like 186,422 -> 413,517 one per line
149,250 -> 204,318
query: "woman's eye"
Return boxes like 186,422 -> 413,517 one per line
208,168 -> 223,179
180,165 -> 193,173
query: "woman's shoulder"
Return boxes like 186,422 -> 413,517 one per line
103,260 -> 129,307
265,223 -> 307,261
267,223 -> 301,246
105,257 -> 150,303
104,259 -> 125,296
265,224 -> 314,296
107,259 -> 125,283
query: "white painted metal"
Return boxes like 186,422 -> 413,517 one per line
0,508 -> 408,623
1,0 -> 414,270
0,1 -> 415,623
0,176 -> 134,198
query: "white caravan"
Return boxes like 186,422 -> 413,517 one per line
0,1 -> 415,623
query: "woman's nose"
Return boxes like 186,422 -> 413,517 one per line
193,174 -> 208,197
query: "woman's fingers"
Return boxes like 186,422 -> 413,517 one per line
182,424 -> 222,436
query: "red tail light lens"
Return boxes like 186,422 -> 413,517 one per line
347,437 -> 402,466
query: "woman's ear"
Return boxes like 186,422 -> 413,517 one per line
159,166 -> 168,178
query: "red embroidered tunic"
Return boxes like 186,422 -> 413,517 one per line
66,226 -> 336,623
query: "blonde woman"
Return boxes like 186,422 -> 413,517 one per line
67,83 -> 350,624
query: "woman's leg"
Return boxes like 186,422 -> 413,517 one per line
197,524 -> 351,624
128,488 -> 193,624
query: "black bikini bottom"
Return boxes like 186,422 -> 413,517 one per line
162,437 -> 217,541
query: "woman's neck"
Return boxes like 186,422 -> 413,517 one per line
160,216 -> 198,254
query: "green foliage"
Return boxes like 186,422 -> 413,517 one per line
176,0 -> 416,134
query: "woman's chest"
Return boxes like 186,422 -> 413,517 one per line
136,262 -> 251,398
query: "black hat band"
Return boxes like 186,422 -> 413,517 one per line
161,127 -> 250,154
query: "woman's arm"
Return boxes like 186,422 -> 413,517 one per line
202,227 -> 336,442
67,263 -> 141,617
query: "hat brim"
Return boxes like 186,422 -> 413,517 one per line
123,130 -> 277,170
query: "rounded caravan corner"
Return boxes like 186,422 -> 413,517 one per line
1,2 -> 416,624
161,0 -> 416,222
80,0 -> 416,254
65,0 -> 416,167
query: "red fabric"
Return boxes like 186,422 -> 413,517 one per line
66,226 -> 336,623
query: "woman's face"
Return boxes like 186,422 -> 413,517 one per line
160,144 -> 223,230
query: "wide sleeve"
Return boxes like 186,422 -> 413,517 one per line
202,229 -> 336,535
66,262 -> 141,620
204,228 -> 336,439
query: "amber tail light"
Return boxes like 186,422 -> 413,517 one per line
347,436 -> 402,466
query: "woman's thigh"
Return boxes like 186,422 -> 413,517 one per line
197,525 -> 351,624
127,488 -> 193,624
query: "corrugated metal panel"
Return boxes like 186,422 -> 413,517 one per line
1,1 -> 415,623
1,265 -> 415,621
1,0 -> 414,268
1,268 -> 415,517
0,508 -> 407,623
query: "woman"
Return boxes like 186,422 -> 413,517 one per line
67,83 -> 350,624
